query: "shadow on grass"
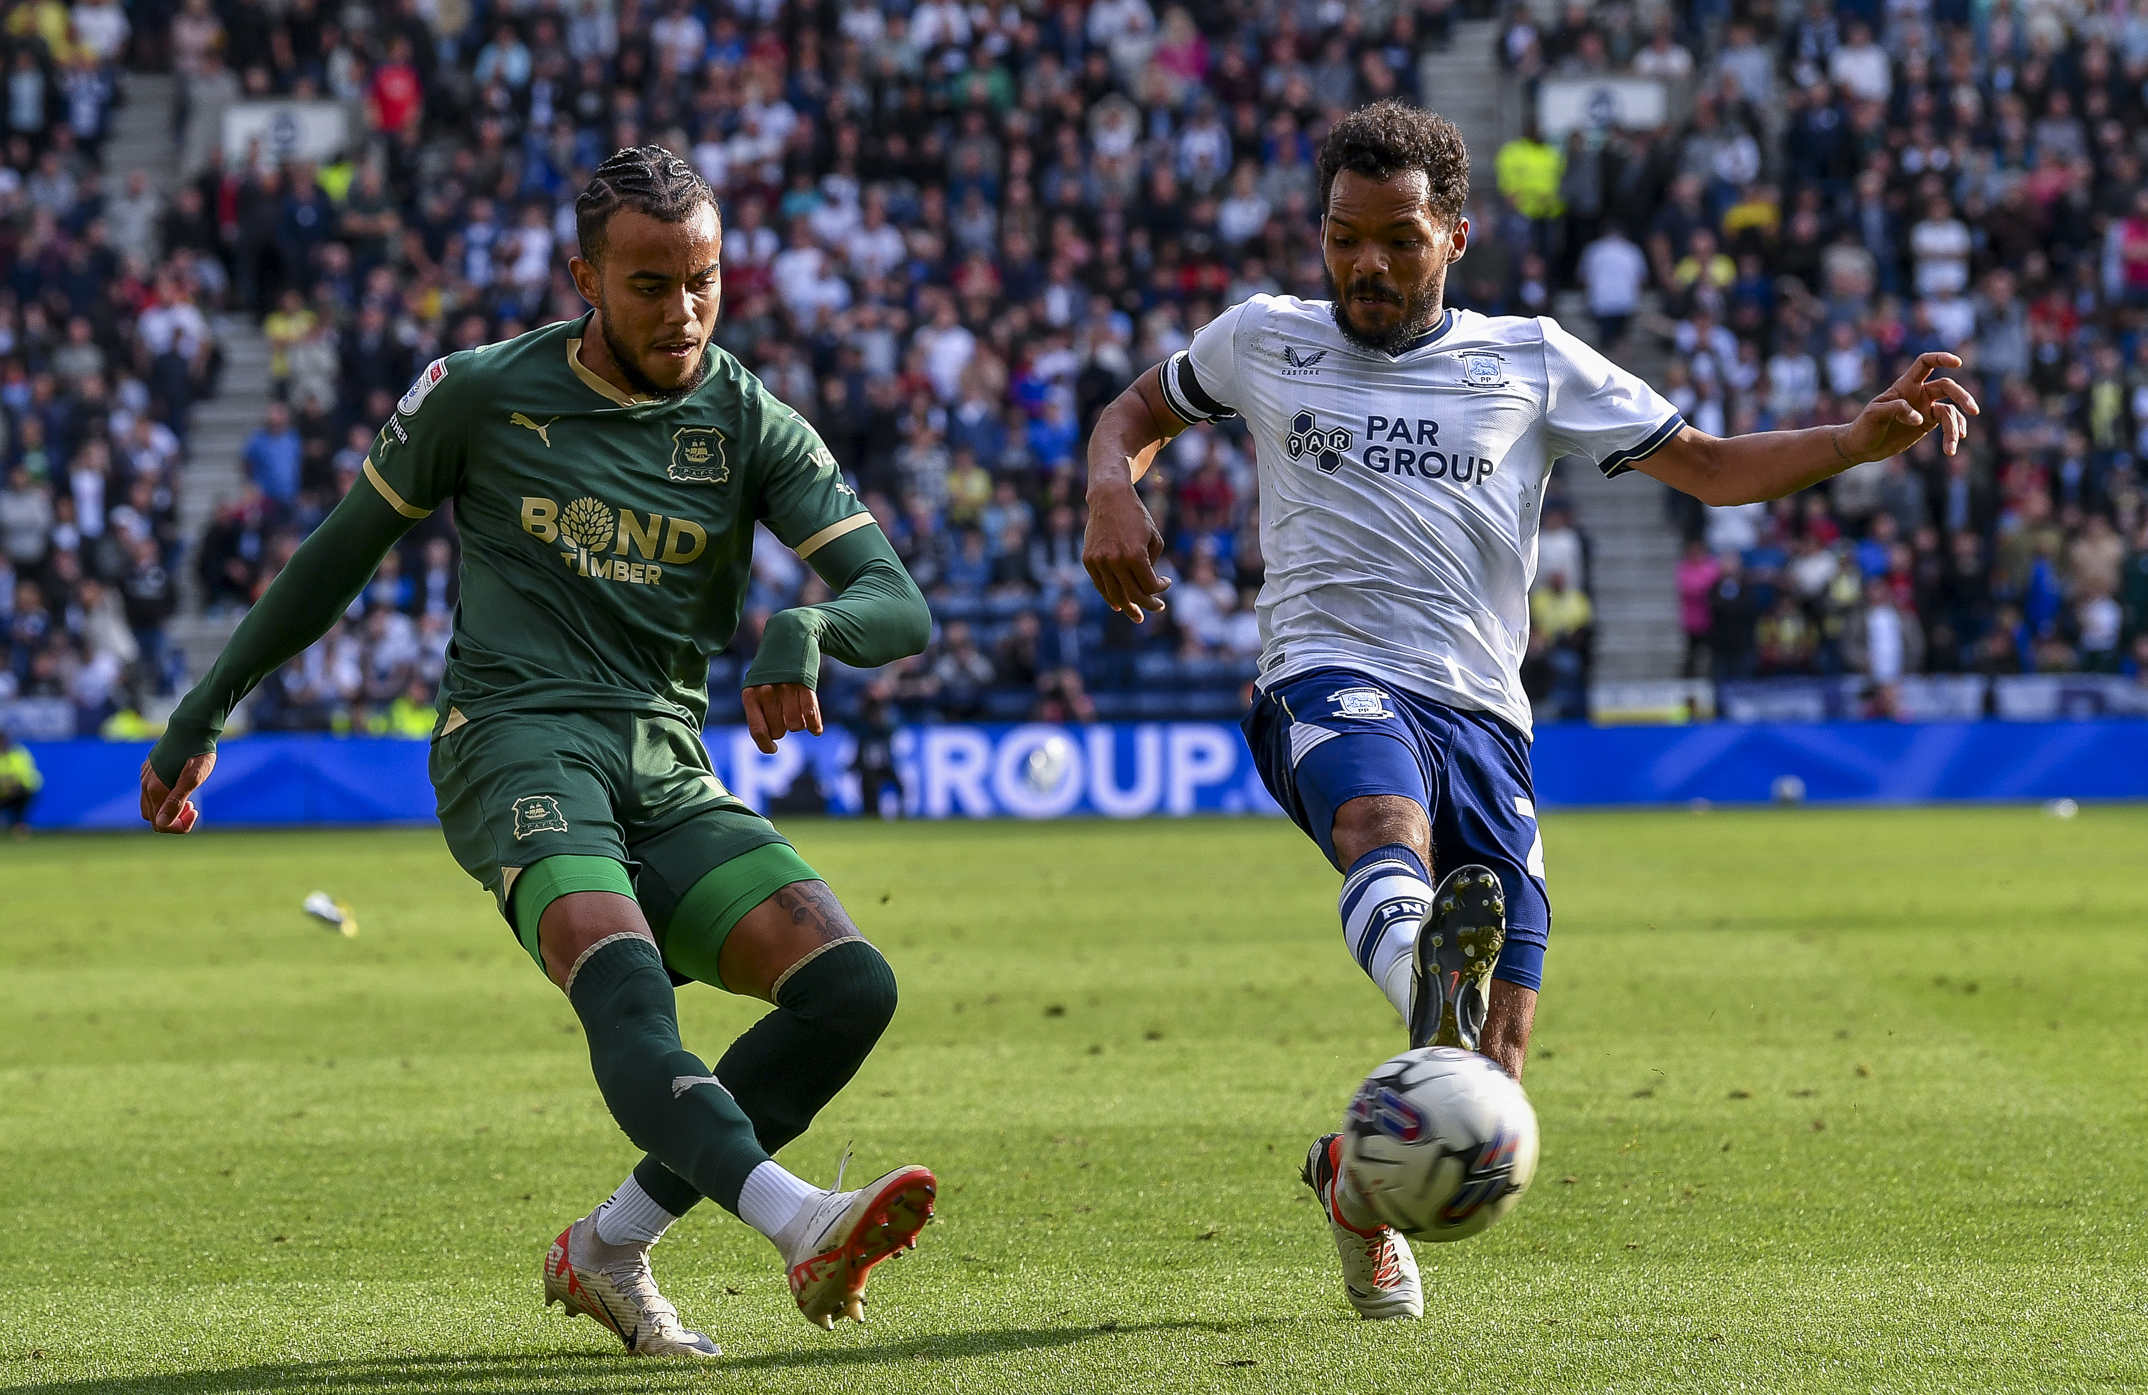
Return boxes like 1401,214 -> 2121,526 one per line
3,1321 -> 1218,1392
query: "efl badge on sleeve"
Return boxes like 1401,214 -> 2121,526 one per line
398,358 -> 449,416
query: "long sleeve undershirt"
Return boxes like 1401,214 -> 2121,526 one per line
742,524 -> 931,688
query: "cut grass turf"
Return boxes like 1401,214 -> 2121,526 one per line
3,807 -> 2147,1393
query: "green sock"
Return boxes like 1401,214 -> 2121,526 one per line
566,936 -> 770,1215
624,940 -> 900,1216
718,939 -> 899,1154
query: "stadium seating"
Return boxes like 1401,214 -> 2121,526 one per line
6,0 -> 2147,745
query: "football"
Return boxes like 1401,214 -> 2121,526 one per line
1340,1046 -> 1540,1241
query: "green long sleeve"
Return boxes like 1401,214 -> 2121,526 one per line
150,484 -> 416,784
742,524 -> 930,690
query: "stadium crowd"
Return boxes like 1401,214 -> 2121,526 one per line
10,0 -> 2148,740
1493,0 -> 2148,700
171,0 -> 1585,735
0,0 -> 206,734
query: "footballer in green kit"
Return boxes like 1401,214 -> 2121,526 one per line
138,148 -> 939,1356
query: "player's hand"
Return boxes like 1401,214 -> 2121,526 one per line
743,683 -> 822,754
1082,483 -> 1172,623
139,752 -> 214,834
1840,351 -> 1981,464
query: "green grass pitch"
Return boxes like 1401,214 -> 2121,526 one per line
4,807 -> 2147,1393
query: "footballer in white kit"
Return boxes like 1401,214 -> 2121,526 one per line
1083,102 -> 1979,1321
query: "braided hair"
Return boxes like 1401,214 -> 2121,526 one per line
574,145 -> 717,265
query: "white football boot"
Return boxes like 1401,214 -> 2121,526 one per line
781,1164 -> 936,1329
1302,1133 -> 1422,1320
543,1212 -> 721,1357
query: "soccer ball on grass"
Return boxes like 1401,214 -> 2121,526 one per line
1340,1046 -> 1539,1240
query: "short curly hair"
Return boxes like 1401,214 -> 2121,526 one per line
1316,101 -> 1471,225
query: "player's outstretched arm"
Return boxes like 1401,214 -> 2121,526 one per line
139,483 -> 419,832
1637,351 -> 1980,506
1084,365 -> 1186,623
740,523 -> 929,754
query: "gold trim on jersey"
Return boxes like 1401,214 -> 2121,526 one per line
794,512 -> 874,560
565,337 -> 651,406
362,458 -> 431,518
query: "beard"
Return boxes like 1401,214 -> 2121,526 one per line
599,307 -> 713,401
1322,264 -> 1446,355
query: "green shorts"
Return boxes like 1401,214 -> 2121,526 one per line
429,707 -> 814,984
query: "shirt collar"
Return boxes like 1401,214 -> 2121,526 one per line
565,313 -> 654,406
1384,307 -> 1456,358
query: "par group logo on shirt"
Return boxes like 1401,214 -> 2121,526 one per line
1286,409 -> 1353,475
669,426 -> 730,484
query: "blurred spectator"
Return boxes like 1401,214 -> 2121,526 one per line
1535,504 -> 1585,596
1631,20 -> 1692,80
1756,595 -> 1819,676
1578,222 -> 1644,350
1676,541 -> 1720,679
1530,569 -> 1592,646
1529,564 -> 1592,720
1846,578 -> 1925,685
927,619 -> 994,720
849,686 -> 902,818
1496,119 -> 1563,246
1172,553 -> 1235,654
0,729 -> 37,836
1,467 -> 53,574
1707,554 -> 1760,681
244,402 -> 301,506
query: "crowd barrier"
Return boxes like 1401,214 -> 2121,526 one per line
18,718 -> 2148,830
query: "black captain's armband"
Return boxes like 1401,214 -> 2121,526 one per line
1159,350 -> 1235,424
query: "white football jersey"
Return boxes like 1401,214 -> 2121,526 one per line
1162,295 -> 1680,737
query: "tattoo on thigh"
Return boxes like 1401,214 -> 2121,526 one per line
774,880 -> 859,945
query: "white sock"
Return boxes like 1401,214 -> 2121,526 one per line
736,1160 -> 824,1247
1339,844 -> 1432,1023
592,1174 -> 679,1248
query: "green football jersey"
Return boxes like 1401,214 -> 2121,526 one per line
367,314 -> 869,728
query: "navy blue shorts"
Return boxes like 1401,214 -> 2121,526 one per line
1243,667 -> 1550,991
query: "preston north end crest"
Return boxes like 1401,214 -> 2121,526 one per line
1330,686 -> 1395,719
1461,352 -> 1509,388
670,426 -> 729,483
